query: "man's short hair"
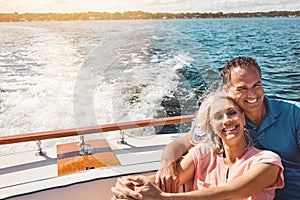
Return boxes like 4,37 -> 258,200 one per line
221,56 -> 262,86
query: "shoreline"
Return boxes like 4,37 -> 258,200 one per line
1,10 -> 300,22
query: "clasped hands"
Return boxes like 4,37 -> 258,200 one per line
111,163 -> 179,200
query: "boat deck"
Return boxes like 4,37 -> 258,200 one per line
0,133 -> 183,199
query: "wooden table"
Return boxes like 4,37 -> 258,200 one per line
57,139 -> 121,176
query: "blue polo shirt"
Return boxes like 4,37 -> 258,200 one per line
246,97 -> 300,200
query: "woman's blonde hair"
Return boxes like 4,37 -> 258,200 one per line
192,90 -> 254,155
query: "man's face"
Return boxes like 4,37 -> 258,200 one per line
226,66 -> 265,115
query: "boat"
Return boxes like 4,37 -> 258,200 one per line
0,115 -> 195,200
1,100 -> 299,200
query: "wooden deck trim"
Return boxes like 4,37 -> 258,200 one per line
0,114 -> 195,145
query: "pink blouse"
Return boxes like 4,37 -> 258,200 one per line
190,144 -> 284,200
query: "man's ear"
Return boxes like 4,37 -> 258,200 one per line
242,112 -> 246,125
223,85 -> 229,92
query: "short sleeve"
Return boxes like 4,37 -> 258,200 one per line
252,150 -> 285,190
189,144 -> 212,167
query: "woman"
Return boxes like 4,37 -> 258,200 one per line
111,90 -> 284,200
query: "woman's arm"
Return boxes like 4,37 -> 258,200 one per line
175,152 -> 195,186
112,163 -> 281,200
162,163 -> 281,200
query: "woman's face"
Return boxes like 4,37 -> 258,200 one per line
209,98 -> 245,145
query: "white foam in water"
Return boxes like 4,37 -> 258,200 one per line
0,24 -> 92,152
0,22 -> 204,155
90,45 -> 195,137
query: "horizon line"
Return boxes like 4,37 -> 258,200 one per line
1,10 -> 299,15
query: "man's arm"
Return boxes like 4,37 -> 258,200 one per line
160,134 -> 194,166
155,134 -> 194,192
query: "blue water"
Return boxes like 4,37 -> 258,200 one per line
0,18 -> 299,154
173,18 -> 300,101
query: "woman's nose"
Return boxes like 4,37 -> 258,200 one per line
223,114 -> 232,123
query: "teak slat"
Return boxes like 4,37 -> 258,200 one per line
0,115 -> 195,145
57,139 -> 120,176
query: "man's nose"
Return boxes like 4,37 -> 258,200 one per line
246,88 -> 256,97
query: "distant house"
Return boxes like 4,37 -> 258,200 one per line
20,18 -> 28,22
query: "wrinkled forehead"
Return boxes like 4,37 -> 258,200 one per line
228,66 -> 261,86
231,66 -> 261,79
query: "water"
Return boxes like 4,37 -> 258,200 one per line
0,18 -> 299,155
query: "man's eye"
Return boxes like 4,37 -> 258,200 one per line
237,88 -> 246,92
254,83 -> 261,87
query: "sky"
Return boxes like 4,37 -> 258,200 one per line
1,0 -> 300,14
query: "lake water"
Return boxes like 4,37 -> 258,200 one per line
0,18 -> 299,155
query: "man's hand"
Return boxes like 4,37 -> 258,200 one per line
111,176 -> 143,200
157,134 -> 193,193
128,175 -> 163,200
155,161 -> 179,193
111,175 -> 163,200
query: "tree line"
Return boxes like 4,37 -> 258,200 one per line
1,10 -> 299,22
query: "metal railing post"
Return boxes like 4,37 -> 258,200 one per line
77,135 -> 91,155
35,140 -> 46,156
117,130 -> 127,144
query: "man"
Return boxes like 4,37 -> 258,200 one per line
156,56 -> 300,199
